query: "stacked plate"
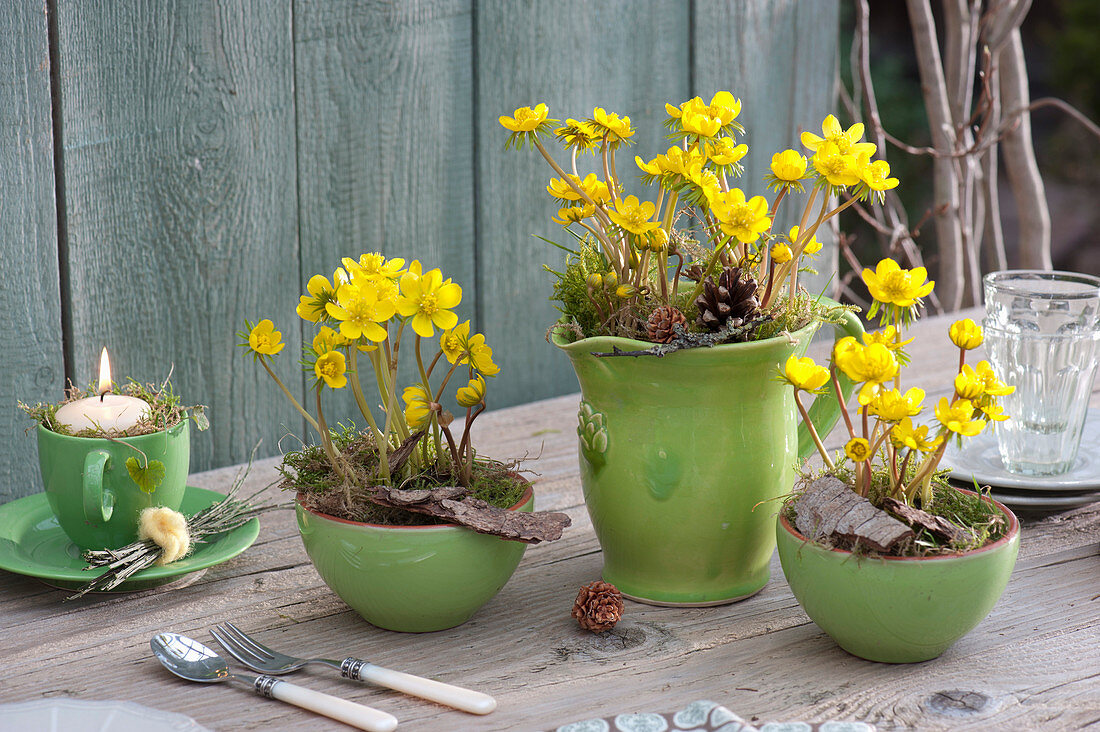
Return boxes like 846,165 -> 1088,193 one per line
942,408 -> 1100,512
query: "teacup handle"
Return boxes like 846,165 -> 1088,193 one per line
797,305 -> 865,460
83,450 -> 115,523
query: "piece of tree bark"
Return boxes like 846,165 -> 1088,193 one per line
792,477 -> 914,553
883,497 -> 972,544
360,485 -> 571,544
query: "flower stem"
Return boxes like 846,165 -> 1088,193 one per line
259,358 -> 320,434
794,390 -> 834,470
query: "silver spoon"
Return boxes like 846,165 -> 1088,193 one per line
151,632 -> 398,732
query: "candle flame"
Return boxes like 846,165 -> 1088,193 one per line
97,347 -> 112,396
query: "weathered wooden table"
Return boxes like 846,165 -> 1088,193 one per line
2,309 -> 1098,731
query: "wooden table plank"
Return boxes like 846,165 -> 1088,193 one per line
2,309 -> 1098,731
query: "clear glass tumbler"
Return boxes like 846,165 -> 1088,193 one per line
983,270 -> 1100,476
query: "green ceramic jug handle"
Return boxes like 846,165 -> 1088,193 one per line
797,306 -> 865,460
83,450 -> 115,523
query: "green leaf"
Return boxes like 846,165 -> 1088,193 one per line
126,457 -> 166,494
190,405 -> 210,431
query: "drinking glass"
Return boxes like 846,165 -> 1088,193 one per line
982,271 -> 1100,476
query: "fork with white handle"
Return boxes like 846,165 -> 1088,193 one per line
210,622 -> 497,715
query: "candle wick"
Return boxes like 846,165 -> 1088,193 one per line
100,391 -> 106,402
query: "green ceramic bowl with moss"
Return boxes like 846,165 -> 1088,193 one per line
776,490 -> 1019,663
295,480 -> 534,633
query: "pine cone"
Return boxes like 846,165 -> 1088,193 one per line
572,580 -> 624,632
695,266 -> 760,332
645,306 -> 687,343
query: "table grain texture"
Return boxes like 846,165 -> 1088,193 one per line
2,309 -> 1098,731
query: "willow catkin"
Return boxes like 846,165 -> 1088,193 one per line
137,507 -> 191,565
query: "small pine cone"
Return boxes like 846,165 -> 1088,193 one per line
572,580 -> 624,633
683,264 -> 705,282
646,306 -> 687,343
695,266 -> 760,331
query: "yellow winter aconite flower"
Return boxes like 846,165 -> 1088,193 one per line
396,268 -> 462,338
296,271 -> 346,322
345,253 -> 405,282
954,365 -> 986,401
862,258 -> 935,308
313,350 -> 347,389
782,355 -> 830,393
467,333 -> 500,376
440,321 -> 470,364
456,375 -> 486,408
973,360 -> 1014,396
402,384 -> 434,429
862,159 -> 899,191
862,325 -> 913,352
554,118 -> 600,151
552,204 -> 596,225
771,149 -> 808,182
709,188 -> 772,244
771,243 -> 793,264
248,319 -> 285,356
635,154 -> 664,176
680,107 -> 723,138
499,103 -> 550,133
546,173 -> 611,204
834,339 -> 899,385
949,318 -> 984,350
608,195 -> 660,236
788,226 -> 822,256
801,114 -> 869,155
326,281 -> 395,342
868,387 -> 925,422
812,141 -> 861,188
588,107 -> 634,145
936,397 -> 987,436
312,326 -> 342,353
845,438 -> 872,462
705,137 -> 748,166
980,402 -> 1010,422
891,418 -> 940,452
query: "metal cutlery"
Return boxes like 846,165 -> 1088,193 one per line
151,632 -> 398,732
210,621 -> 496,715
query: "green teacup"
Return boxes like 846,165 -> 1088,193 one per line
37,421 -> 190,550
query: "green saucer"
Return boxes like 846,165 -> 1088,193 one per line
0,486 -> 260,592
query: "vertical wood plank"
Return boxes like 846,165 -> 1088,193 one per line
0,1 -> 65,501
476,0 -> 691,407
293,0 -> 476,421
54,0 -> 303,472
694,0 -> 840,296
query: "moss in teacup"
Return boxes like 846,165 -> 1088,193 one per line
21,379 -> 208,438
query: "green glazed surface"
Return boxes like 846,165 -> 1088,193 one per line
553,307 -> 864,606
776,495 -> 1020,663
37,421 -> 190,550
0,485 -> 259,591
296,484 -> 533,633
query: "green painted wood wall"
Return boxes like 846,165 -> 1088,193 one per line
2,0 -> 838,501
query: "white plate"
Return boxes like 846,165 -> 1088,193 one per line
943,408 -> 1100,491
0,699 -> 210,732
984,487 -> 1100,512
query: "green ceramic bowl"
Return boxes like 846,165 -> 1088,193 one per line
776,492 -> 1020,663
295,482 -> 534,633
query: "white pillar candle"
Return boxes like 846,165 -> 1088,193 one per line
54,347 -> 151,433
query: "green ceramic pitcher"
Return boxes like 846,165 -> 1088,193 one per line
37,421 -> 190,550
553,308 -> 863,606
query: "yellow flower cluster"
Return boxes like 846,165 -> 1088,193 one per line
782,259 -> 1014,506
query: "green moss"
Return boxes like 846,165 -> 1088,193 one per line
20,379 -> 206,437
282,428 -> 528,526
